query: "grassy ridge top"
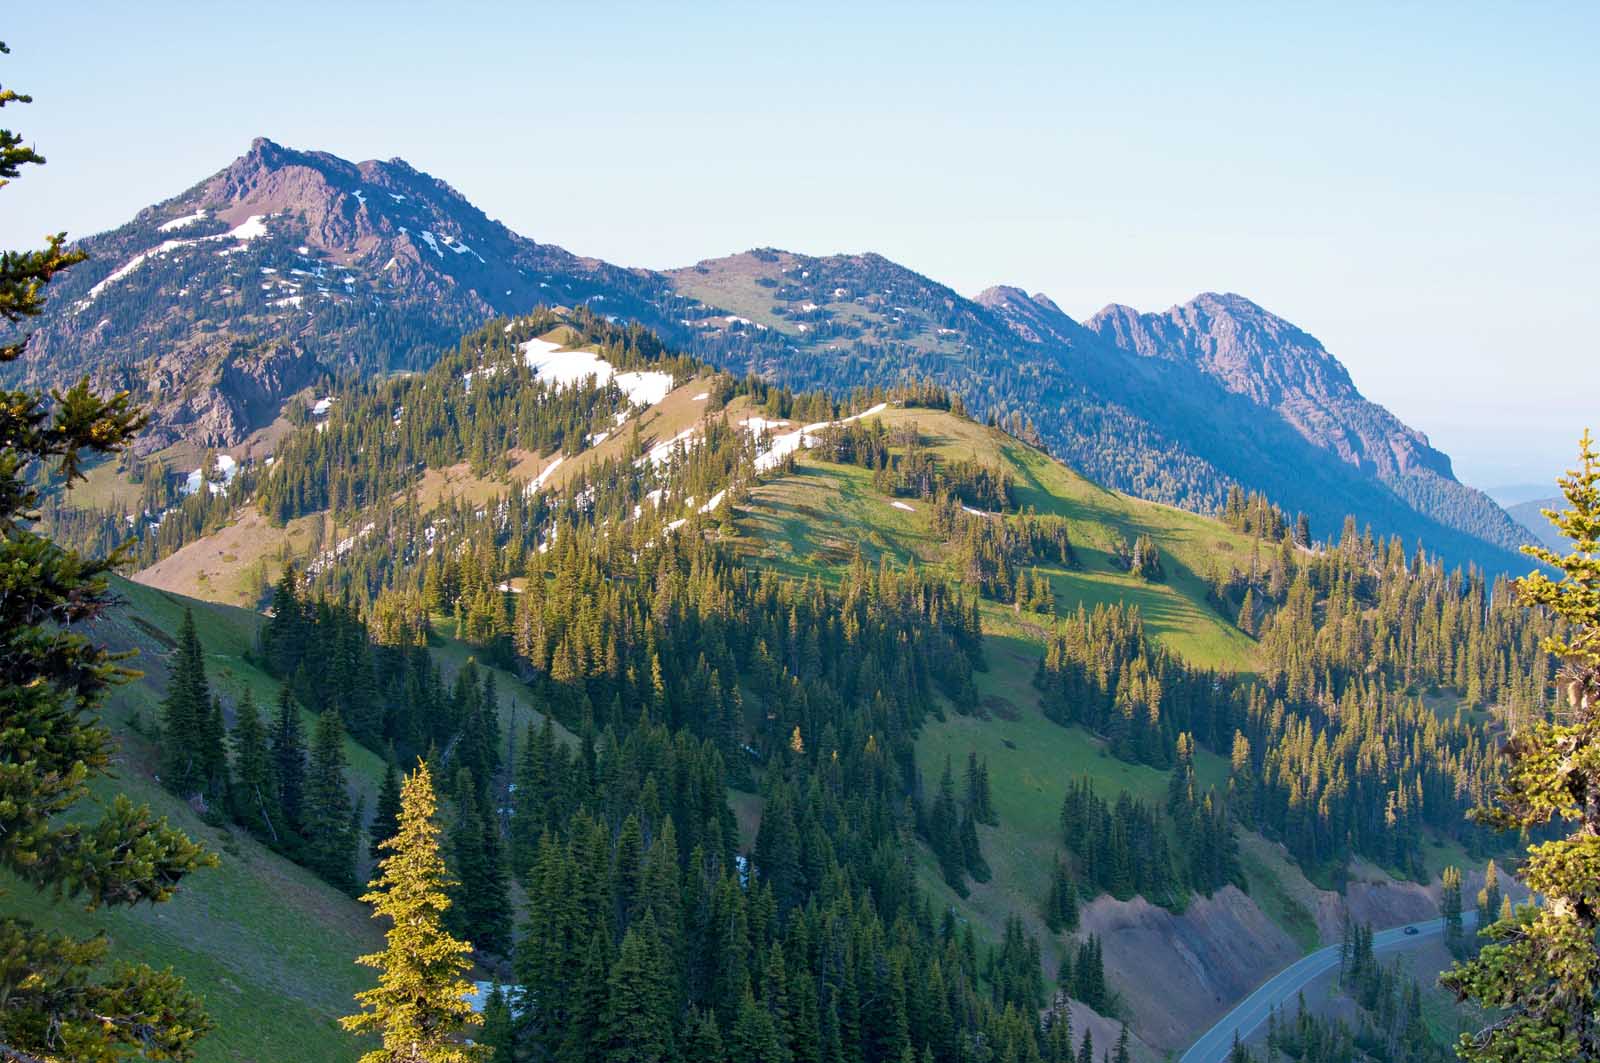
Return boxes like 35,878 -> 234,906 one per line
727,404 -> 1259,673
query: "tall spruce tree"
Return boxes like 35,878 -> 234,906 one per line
480,985 -> 516,1063
1441,865 -> 1465,959
372,756 -> 403,859
305,708 -> 357,890
198,694 -> 230,809
270,686 -> 308,835
1475,858 -> 1502,934
1442,431 -> 1600,1062
603,913 -> 674,1063
343,762 -> 483,1061
929,755 -> 966,893
445,769 -> 511,955
0,42 -> 215,1059
159,608 -> 213,797
231,688 -> 281,844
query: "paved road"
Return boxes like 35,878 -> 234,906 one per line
1179,911 -> 1474,1063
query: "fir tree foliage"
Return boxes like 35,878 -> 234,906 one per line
342,762 -> 484,1062
304,708 -> 358,891
1442,431 -> 1600,1062
0,45 -> 216,1061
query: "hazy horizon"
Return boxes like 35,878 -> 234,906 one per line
5,2 -> 1595,488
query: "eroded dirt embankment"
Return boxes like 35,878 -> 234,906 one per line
1081,885 -> 1302,1051
1088,838 -> 1497,1051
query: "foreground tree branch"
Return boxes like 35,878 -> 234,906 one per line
0,40 -> 215,1062
1441,430 -> 1600,1062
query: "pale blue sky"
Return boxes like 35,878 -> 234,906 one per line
4,2 -> 1595,488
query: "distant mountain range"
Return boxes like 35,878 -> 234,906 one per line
7,138 -> 1527,569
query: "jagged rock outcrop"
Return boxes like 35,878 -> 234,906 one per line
1080,292 -> 1523,550
136,333 -> 318,453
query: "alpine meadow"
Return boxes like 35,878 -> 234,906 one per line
2,9 -> 1597,1063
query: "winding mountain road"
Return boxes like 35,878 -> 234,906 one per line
1179,911 -> 1474,1062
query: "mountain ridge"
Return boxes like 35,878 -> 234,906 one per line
9,138 -> 1527,570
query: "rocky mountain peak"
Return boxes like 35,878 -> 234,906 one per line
976,285 -> 1080,346
1086,292 -> 1358,407
973,284 -> 1031,309
12,141 -> 654,454
1085,292 -> 1455,483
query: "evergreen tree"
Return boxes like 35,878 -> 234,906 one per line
343,762 -> 483,1061
446,770 -> 512,955
372,757 -> 403,859
160,607 -> 217,799
729,982 -> 785,1063
271,687 -> 309,835
685,1008 -> 728,1063
0,51 -> 215,1059
928,755 -> 966,893
561,927 -> 611,1063
965,750 -> 997,825
960,808 -> 990,882
1236,587 -> 1256,637
1440,865 -> 1465,959
305,708 -> 357,890
263,567 -> 306,676
602,913 -> 674,1063
1044,857 -> 1079,933
231,689 -> 281,844
1443,432 -> 1600,1063
480,985 -> 516,1063
1474,858 -> 1501,934
198,694 -> 231,810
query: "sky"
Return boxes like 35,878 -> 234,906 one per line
4,2 -> 1595,490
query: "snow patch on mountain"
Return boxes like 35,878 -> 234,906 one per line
181,453 -> 238,497
746,403 -> 889,473
75,215 -> 270,310
158,209 -> 208,232
228,214 -> 269,241
524,455 -> 564,496
641,425 -> 701,467
519,337 -> 673,406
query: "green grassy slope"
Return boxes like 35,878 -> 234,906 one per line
2,579 -> 381,1063
724,408 -> 1497,1060
6,579 -> 573,1063
727,405 -> 1260,671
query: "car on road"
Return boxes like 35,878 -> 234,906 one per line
1403,926 -> 1419,935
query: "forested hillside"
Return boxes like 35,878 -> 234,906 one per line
38,310 -> 1555,1060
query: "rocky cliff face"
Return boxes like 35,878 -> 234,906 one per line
136,333 -> 319,453
1086,293 -> 1454,482
1078,293 -> 1524,549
